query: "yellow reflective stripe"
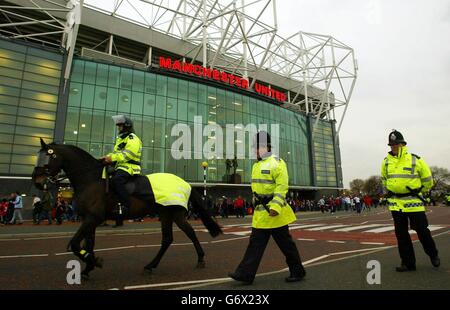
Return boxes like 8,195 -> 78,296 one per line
80,250 -> 86,255
160,200 -> 186,206
123,149 -> 139,158
387,174 -> 420,179
270,199 -> 284,207
411,155 -> 416,175
421,176 -> 432,182
384,159 -> 389,178
252,179 -> 274,184
274,193 -> 285,200
254,205 -> 267,212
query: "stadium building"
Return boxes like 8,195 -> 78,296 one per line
0,0 -> 357,200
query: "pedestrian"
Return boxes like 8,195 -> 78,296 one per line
32,194 -> 42,224
228,131 -> 306,284
9,192 -> 24,225
39,188 -> 53,225
381,130 -> 440,272
0,198 -> 8,225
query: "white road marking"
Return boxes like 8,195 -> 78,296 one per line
306,224 -> 349,231
124,277 -> 232,290
360,242 -> 385,245
224,231 -> 251,236
289,224 -> 327,230
24,236 -> 71,241
333,224 -> 387,232
364,226 -> 396,233
326,240 -> 346,244
0,254 -> 49,259
95,246 -> 136,252
297,238 -> 316,241
328,246 -> 391,256
210,236 -> 249,243
303,255 -> 329,264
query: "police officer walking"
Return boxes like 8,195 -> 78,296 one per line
228,131 -> 306,284
101,115 -> 142,227
381,130 -> 440,272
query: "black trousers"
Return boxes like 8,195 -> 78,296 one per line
391,211 -> 438,267
111,170 -> 132,226
111,170 -> 132,209
234,225 -> 305,280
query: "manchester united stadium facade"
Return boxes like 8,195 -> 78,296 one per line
0,0 -> 357,200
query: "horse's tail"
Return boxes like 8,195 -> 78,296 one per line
190,188 -> 222,237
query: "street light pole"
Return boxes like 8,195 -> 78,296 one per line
201,161 -> 208,199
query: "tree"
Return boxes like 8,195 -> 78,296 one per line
349,178 -> 365,195
430,166 -> 450,201
363,176 -> 383,197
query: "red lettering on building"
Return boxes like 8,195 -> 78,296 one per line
158,56 -> 286,103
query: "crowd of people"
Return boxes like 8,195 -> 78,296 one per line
0,190 -> 79,226
195,193 -> 386,219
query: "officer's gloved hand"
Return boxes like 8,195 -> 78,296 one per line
407,186 -> 422,195
385,191 -> 394,198
269,209 -> 279,217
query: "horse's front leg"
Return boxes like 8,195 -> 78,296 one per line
68,215 -> 102,279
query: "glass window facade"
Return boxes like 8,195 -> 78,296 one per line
65,59 -> 313,185
312,120 -> 337,187
0,39 -> 62,175
0,37 -> 340,188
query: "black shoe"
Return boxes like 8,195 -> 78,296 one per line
228,272 -> 253,285
285,270 -> 306,282
430,256 -> 440,267
112,223 -> 123,228
395,264 -> 416,272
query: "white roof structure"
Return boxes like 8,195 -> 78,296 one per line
0,0 -> 358,137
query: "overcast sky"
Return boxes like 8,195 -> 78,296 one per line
275,0 -> 450,187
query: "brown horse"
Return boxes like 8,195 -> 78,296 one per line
32,139 -> 222,279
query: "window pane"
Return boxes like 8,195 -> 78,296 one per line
131,92 -> 143,114
143,94 -> 155,116
117,89 -> 131,113
177,99 -> 187,121
132,70 -> 145,92
80,84 -> 94,108
96,63 -> 108,86
94,85 -> 107,110
106,87 -> 118,111
90,110 -> 105,142
83,61 -> 96,84
120,68 -> 132,90
166,97 -> 177,120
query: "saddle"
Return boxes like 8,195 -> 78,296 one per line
124,175 -> 153,197
103,165 -> 153,198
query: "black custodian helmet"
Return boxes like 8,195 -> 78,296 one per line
388,129 -> 407,146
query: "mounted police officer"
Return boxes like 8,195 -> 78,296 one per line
228,131 -> 306,284
381,130 -> 440,272
101,115 -> 142,227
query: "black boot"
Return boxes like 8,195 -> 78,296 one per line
395,264 -> 416,272
228,272 -> 254,285
285,268 -> 306,282
430,256 -> 440,267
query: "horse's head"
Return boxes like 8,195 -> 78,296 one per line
32,138 -> 65,190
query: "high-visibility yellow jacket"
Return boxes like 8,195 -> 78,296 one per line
108,132 -> 142,175
251,154 -> 296,228
147,173 -> 191,209
380,146 -> 433,212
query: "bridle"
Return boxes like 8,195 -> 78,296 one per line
35,148 -> 67,186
